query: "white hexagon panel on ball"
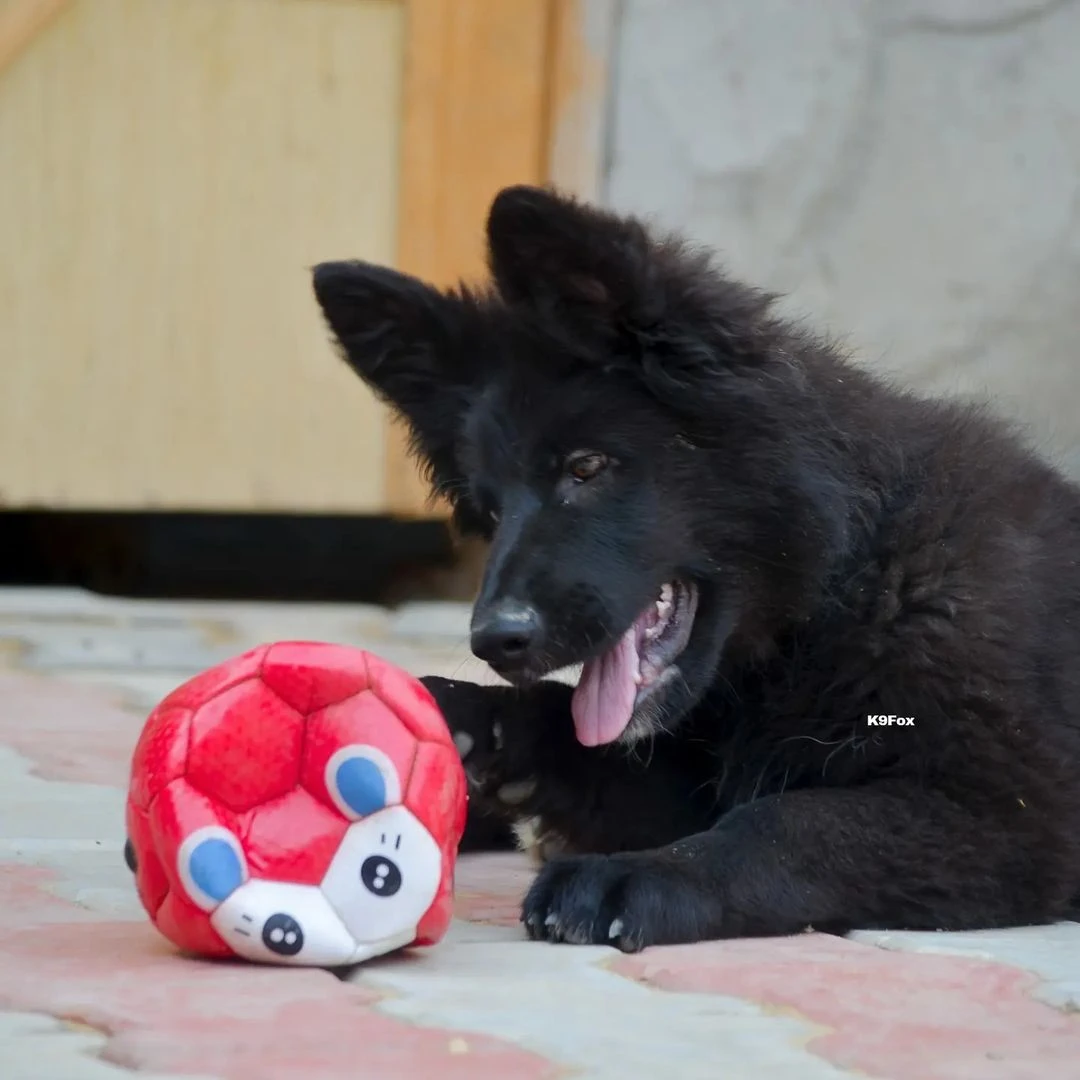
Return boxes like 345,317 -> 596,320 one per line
320,804 -> 443,959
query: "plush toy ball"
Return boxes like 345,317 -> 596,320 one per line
125,642 -> 467,966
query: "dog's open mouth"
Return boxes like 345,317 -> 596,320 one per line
571,580 -> 699,747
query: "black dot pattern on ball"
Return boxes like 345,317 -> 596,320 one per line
262,913 -> 304,956
361,854 -> 402,897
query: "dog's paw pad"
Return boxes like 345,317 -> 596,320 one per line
497,779 -> 537,805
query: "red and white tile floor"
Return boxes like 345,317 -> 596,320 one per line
2,588 -> 1077,1079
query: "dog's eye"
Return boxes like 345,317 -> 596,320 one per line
564,451 -> 609,482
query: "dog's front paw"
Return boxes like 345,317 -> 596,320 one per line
522,852 -> 718,952
420,676 -> 542,813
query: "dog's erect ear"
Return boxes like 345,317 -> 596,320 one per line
312,260 -> 480,499
485,186 -> 777,383
486,185 -> 656,329
312,260 -> 473,405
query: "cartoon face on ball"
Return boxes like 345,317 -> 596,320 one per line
175,745 -> 443,966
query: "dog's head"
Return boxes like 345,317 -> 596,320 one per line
313,187 -> 849,746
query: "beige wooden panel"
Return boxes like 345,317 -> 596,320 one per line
0,1 -> 71,76
0,0 -> 403,511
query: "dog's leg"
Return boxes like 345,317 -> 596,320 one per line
521,784 -> 1071,950
421,676 -> 709,859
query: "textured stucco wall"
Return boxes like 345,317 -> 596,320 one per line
604,0 -> 1080,475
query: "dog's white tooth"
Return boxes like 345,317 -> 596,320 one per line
608,918 -> 624,939
545,913 -> 558,927
452,731 -> 475,758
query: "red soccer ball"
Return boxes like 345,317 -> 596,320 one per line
125,642 -> 467,966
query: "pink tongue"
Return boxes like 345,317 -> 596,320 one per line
571,624 -> 639,746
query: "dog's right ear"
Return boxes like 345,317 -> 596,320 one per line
312,261 -> 478,498
312,260 -> 473,407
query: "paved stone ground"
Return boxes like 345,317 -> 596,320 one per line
2,586 -> 1078,1079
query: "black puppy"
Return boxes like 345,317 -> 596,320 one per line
312,186 -> 1080,952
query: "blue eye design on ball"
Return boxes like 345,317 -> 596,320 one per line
325,745 -> 403,821
178,826 -> 248,911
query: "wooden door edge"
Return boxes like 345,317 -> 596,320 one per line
383,0 -> 616,520
545,0 -> 617,201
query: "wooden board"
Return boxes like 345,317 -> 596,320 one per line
0,0 -> 404,511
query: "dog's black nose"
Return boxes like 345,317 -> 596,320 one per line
471,603 -> 543,669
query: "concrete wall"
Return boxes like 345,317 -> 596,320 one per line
604,0 -> 1080,475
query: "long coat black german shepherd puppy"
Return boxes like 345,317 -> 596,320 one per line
312,185 -> 1080,952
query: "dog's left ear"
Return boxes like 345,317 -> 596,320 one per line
312,260 -> 482,503
486,185 -> 656,333
486,186 -> 776,375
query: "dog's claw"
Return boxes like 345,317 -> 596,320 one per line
523,910 -> 547,941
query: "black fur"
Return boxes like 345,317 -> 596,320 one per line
312,185 -> 1080,952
